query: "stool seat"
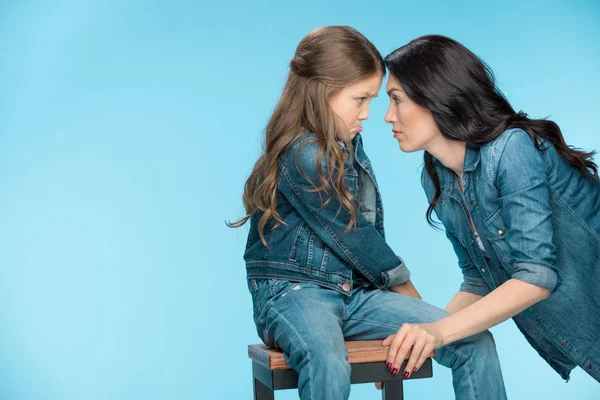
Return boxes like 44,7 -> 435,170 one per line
249,340 -> 396,370
248,340 -> 434,400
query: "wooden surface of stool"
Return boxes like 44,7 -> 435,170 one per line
248,340 -> 434,400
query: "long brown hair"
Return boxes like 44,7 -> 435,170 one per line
228,26 -> 385,246
385,35 -> 598,227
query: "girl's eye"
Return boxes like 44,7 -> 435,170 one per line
357,97 -> 366,104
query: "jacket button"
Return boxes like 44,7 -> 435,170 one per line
469,200 -> 474,205
498,229 -> 504,235
481,268 -> 486,272
341,283 -> 351,292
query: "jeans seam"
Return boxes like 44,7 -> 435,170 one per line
443,343 -> 478,399
345,318 -> 400,330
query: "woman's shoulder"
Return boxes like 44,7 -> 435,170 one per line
480,128 -> 551,182
483,128 -> 532,153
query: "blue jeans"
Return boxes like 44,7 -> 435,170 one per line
249,279 -> 507,400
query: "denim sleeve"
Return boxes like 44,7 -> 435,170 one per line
278,142 -> 410,288
445,230 -> 491,296
496,130 -> 559,292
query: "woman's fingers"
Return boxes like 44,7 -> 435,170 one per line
390,325 -> 417,375
413,341 -> 436,373
381,334 -> 395,346
403,331 -> 428,377
384,324 -> 440,378
386,324 -> 410,374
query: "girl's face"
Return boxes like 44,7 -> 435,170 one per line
384,73 -> 441,152
329,73 -> 382,141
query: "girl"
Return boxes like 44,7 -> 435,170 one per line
231,26 -> 507,399
382,35 -> 600,384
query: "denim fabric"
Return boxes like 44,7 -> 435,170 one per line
249,278 -> 507,400
245,132 -> 410,294
422,128 -> 600,381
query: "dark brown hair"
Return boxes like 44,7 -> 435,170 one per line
385,35 -> 598,226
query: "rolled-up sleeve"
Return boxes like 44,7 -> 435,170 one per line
384,255 -> 411,287
497,130 -> 559,292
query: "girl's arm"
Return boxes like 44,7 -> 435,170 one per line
279,139 -> 411,288
389,280 -> 422,299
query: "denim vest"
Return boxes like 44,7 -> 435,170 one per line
422,128 -> 600,381
245,132 -> 410,295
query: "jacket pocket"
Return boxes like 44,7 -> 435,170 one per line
483,209 -> 513,264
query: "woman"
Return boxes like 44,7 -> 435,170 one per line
382,34 -> 600,384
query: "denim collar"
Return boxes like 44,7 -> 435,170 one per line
462,144 -> 481,172
434,144 -> 481,188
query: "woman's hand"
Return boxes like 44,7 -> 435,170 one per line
382,322 -> 444,378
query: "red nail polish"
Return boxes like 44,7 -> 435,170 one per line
403,371 -> 410,378
412,367 -> 417,372
392,368 -> 398,375
386,362 -> 392,370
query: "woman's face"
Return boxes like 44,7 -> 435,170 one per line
329,73 -> 383,141
384,73 -> 441,152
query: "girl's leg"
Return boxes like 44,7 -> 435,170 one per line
342,288 -> 507,400
253,279 -> 350,400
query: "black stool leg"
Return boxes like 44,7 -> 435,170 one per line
253,378 -> 274,400
382,379 -> 404,400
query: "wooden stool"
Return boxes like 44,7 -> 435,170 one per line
248,340 -> 433,399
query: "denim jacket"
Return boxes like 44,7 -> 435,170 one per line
245,132 -> 411,295
422,128 -> 600,381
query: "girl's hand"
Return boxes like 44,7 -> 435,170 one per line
382,322 -> 444,378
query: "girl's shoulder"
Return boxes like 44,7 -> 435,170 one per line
279,131 -> 321,171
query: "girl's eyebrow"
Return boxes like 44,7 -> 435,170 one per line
356,92 -> 378,98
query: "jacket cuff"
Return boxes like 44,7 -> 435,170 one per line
511,262 -> 559,292
382,256 -> 411,287
459,275 -> 492,296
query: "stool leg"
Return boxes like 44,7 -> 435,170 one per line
382,380 -> 404,400
254,378 -> 274,400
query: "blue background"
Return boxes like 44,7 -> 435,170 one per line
0,0 -> 598,399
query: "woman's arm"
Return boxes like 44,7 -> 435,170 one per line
444,291 -> 482,313
383,279 -> 549,378
384,130 -> 559,377
437,279 -> 549,343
